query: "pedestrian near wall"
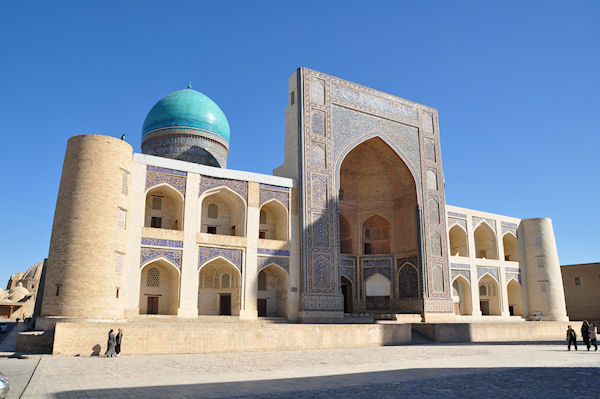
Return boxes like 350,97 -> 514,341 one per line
581,320 -> 590,351
115,328 -> 123,357
566,325 -> 578,351
589,322 -> 598,351
105,329 -> 116,357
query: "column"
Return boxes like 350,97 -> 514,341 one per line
496,219 -> 510,317
178,173 -> 200,317
287,187 -> 300,320
466,215 -> 481,316
240,181 -> 259,320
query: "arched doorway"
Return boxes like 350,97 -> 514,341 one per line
478,274 -> 501,316
474,223 -> 498,260
338,137 -> 419,313
145,185 -> 184,230
507,279 -> 524,316
200,188 -> 246,237
365,273 -> 391,312
198,258 -> 241,316
258,200 -> 288,240
257,265 -> 288,317
503,233 -> 519,262
340,276 -> 353,313
397,263 -> 420,314
452,276 -> 472,315
449,225 -> 468,257
139,259 -> 180,315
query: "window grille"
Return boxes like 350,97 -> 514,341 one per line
121,169 -> 129,195
539,281 -> 548,293
479,285 -> 487,296
260,210 -> 267,224
147,267 -> 159,287
221,274 -> 231,288
116,252 -> 124,274
119,209 -> 127,230
208,203 -> 218,218
536,257 -> 544,268
258,271 -> 267,291
152,196 -> 162,211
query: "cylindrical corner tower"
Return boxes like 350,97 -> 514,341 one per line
518,218 -> 568,321
141,88 -> 230,167
41,134 -> 132,320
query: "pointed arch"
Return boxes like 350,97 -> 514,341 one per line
339,212 -> 353,254
258,199 -> 288,241
478,273 -> 501,316
145,183 -> 184,230
398,262 -> 419,298
507,278 -> 524,316
139,258 -> 180,315
474,222 -> 498,260
449,224 -> 468,257
451,274 -> 472,315
198,255 -> 241,276
257,263 -> 289,318
200,186 -> 247,237
141,256 -> 181,275
197,256 -> 242,316
502,232 -> 519,262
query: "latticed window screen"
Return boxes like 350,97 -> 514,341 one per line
147,267 -> 159,287
479,285 -> 487,296
259,210 -> 267,224
398,265 -> 418,298
121,169 -> 129,195
152,196 -> 162,210
221,274 -> 231,288
118,209 -> 127,230
115,252 -> 124,274
208,203 -> 218,218
257,271 -> 267,291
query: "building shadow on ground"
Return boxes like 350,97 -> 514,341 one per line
50,366 -> 600,399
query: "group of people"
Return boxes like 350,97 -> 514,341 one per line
566,321 -> 598,351
105,328 -> 124,357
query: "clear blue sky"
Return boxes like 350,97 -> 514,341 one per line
1,1 -> 598,285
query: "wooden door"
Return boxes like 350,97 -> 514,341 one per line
480,300 -> 490,315
147,296 -> 159,314
219,294 -> 232,315
257,299 -> 267,317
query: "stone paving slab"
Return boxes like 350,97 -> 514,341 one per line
19,342 -> 600,398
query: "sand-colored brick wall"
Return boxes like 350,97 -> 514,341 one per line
41,135 -> 133,319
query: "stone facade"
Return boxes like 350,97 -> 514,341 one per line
560,262 -> 600,321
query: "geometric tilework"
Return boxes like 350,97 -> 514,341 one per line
257,248 -> 290,256
302,293 -> 344,311
477,266 -> 499,282
259,188 -> 289,209
140,247 -> 182,270
450,263 -> 471,270
199,175 -> 248,203
505,267 -> 521,273
451,269 -> 470,282
146,165 -> 187,197
141,238 -> 183,248
257,256 -> 289,274
198,246 -> 243,272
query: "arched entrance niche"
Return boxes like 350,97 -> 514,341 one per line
449,225 -> 468,257
198,258 -> 241,316
478,274 -> 501,316
507,279 -> 524,316
362,215 -> 390,254
452,276 -> 472,315
339,213 -> 353,254
365,273 -> 391,312
200,187 -> 246,237
145,184 -> 184,230
503,233 -> 519,262
338,137 -> 419,312
258,200 -> 288,240
474,223 -> 498,260
257,264 -> 288,317
340,276 -> 353,313
139,259 -> 180,315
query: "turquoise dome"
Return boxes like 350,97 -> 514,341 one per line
142,89 -> 230,142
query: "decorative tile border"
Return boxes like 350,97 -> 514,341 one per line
473,216 -> 496,231
259,183 -> 289,191
451,263 -> 471,270
451,269 -> 470,282
477,266 -> 499,282
141,238 -> 183,248
257,256 -> 289,274
506,272 -> 521,283
505,267 -> 521,273
198,246 -> 243,272
363,266 -> 392,281
257,248 -> 290,256
448,212 -> 467,219
360,255 -> 394,267
199,175 -> 248,203
259,189 -> 289,209
146,166 -> 187,196
140,248 -> 182,270
302,293 -> 344,312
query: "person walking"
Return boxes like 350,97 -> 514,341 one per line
115,328 -> 123,357
566,325 -> 578,351
581,320 -> 590,351
105,329 -> 116,357
589,322 -> 598,351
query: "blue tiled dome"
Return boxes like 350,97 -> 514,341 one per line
142,88 -> 230,143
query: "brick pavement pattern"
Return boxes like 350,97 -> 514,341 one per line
17,343 -> 600,398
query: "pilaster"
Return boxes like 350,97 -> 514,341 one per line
240,181 -> 259,320
178,173 -> 200,317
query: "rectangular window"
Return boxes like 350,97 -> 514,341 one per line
207,226 -> 217,234
364,243 -> 372,254
538,281 -> 548,293
116,288 -> 120,298
118,209 -> 127,230
121,169 -> 129,195
575,277 -> 581,286
289,91 -> 295,105
115,252 -> 124,274
151,217 -> 162,228
56,284 -> 61,296
536,257 -> 544,268
259,231 -> 266,239
535,234 -> 543,246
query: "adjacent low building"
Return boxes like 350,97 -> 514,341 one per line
561,262 -> 600,322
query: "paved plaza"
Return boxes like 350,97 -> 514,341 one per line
0,341 -> 596,398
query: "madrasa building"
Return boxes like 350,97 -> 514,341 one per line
37,68 -> 569,332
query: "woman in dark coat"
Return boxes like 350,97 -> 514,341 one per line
105,329 -> 116,357
581,320 -> 590,350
